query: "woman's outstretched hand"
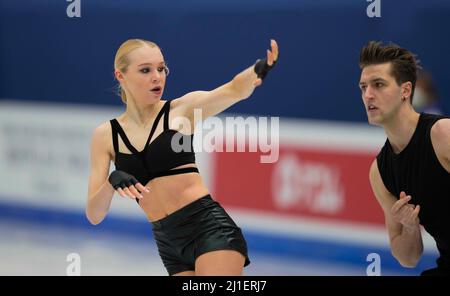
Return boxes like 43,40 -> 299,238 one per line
253,39 -> 279,87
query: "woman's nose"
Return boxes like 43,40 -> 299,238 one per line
151,70 -> 161,82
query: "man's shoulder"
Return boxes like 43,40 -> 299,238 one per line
429,118 -> 450,170
430,118 -> 450,144
431,117 -> 450,142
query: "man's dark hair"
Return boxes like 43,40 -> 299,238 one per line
359,41 -> 420,102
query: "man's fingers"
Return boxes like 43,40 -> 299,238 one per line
391,195 -> 411,214
401,205 -> 420,226
398,204 -> 420,224
398,205 -> 411,219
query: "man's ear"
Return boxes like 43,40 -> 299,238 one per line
401,81 -> 413,101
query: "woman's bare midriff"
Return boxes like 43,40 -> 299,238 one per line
138,164 -> 210,222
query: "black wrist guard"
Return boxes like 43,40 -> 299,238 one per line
108,170 -> 138,190
254,58 -> 277,80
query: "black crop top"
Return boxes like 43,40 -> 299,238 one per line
110,100 -> 198,187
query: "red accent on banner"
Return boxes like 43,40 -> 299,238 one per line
213,146 -> 384,226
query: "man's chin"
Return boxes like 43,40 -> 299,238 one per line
367,115 -> 382,126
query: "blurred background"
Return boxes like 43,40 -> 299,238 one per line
1,0 -> 449,275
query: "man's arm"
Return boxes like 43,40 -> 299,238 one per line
369,160 -> 423,267
430,118 -> 450,172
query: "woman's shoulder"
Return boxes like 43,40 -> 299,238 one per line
167,96 -> 192,116
92,121 -> 113,144
90,121 -> 115,158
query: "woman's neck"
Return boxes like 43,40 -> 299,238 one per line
123,99 -> 161,128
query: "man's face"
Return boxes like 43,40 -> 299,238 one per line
359,63 -> 405,126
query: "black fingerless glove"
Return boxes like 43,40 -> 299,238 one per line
254,57 -> 277,80
108,170 -> 138,190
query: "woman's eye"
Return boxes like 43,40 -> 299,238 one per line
140,68 -> 150,74
157,67 -> 165,72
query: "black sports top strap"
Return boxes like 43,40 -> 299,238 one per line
109,120 -> 119,153
163,100 -> 171,130
145,101 -> 171,147
150,167 -> 199,180
110,119 -> 139,154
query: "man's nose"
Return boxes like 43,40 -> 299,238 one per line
363,85 -> 375,101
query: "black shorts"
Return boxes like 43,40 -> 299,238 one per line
151,194 -> 250,275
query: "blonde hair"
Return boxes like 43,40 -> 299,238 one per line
114,39 -> 160,104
